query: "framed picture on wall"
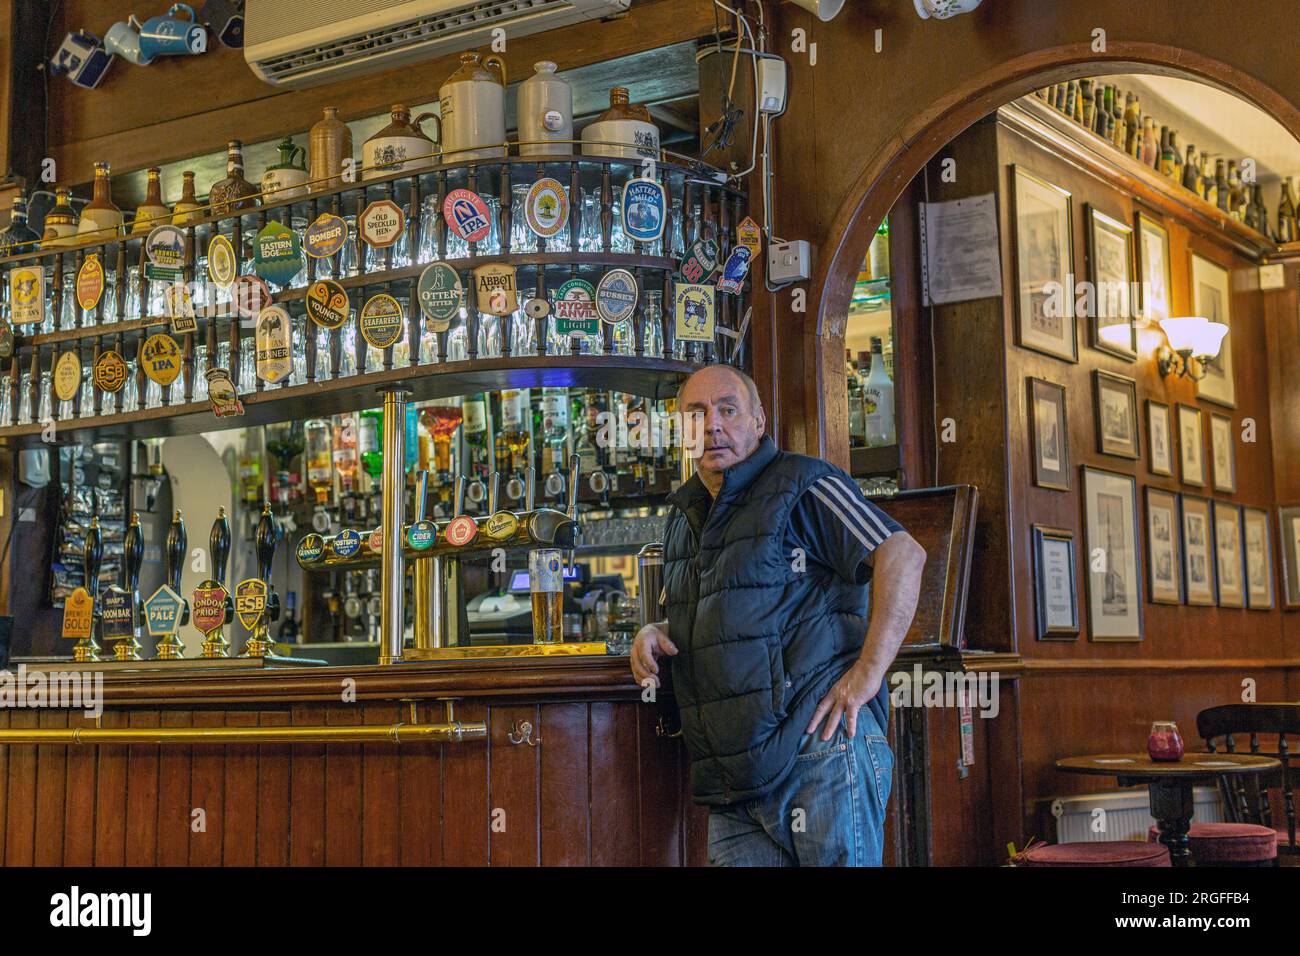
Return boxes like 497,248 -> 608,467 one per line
1086,206 -> 1137,359
1145,487 -> 1183,605
1242,507 -> 1275,611
1135,212 -> 1171,323
1177,404 -> 1205,487
1082,466 -> 1143,641
1032,525 -> 1079,640
1094,370 -> 1139,459
1191,254 -> 1236,407
1210,413 -> 1236,493
1028,378 -> 1070,490
1011,166 -> 1077,362
1279,506 -> 1300,609
1213,500 -> 1246,608
1147,400 -> 1174,476
1181,494 -> 1217,607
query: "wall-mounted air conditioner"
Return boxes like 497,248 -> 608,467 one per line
245,0 -> 630,89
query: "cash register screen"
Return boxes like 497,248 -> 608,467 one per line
508,568 -> 578,592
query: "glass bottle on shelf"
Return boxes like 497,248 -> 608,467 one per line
78,161 -> 123,238
500,388 -> 531,475
541,386 -> 570,488
846,349 -> 866,448
868,218 -> 890,280
1279,178 -> 1298,244
304,418 -> 334,507
1214,159 -> 1229,212
173,171 -> 202,226
862,337 -> 896,448
359,407 -> 383,481
132,167 -> 170,236
239,429 -> 264,506
461,392 -> 490,483
333,413 -> 360,498
209,140 -> 259,217
1182,144 -> 1199,192
0,194 -> 40,255
643,290 -> 664,358
40,187 -> 79,248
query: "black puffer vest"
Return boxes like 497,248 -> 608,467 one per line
662,436 -> 872,806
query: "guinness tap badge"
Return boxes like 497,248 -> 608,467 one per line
359,294 -> 405,349
473,262 -> 517,317
255,305 -> 293,383
141,333 -> 182,387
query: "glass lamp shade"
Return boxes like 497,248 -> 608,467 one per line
792,0 -> 846,20
1159,316 -> 1228,359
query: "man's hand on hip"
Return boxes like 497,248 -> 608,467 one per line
630,622 -> 676,688
806,661 -> 884,741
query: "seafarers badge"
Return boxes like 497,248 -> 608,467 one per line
359,293 -> 405,349
255,305 -> 292,383
473,262 -> 517,317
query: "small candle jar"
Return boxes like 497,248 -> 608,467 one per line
1148,721 -> 1185,762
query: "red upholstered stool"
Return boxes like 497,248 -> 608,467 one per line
1146,823 -> 1278,866
1016,841 -> 1171,867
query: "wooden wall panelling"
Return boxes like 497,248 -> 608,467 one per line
488,702 -> 540,866
323,702 -> 362,866
222,709 -> 259,866
288,702 -> 326,866
188,709 -> 226,865
256,709 -> 291,866
63,711 -> 99,866
538,701 -> 590,866
635,700 -> 683,866
92,708 -> 128,865
888,178 -> 936,489
155,708 -> 193,866
397,707 -> 441,867
33,709 -> 67,865
124,709 -> 160,866
441,698 -> 489,865
3,709 -> 36,865
1262,264 -> 1300,505
589,700 -> 640,866
361,701 -> 401,867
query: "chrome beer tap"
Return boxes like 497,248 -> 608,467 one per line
154,510 -> 190,660
74,516 -> 104,662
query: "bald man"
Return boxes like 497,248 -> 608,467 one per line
632,364 -> 925,866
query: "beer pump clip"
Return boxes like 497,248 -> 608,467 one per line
98,514 -> 138,661
150,510 -> 190,660
71,516 -> 104,662
238,502 -> 281,657
565,453 -> 581,576
192,507 -> 235,658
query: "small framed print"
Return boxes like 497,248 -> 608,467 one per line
1146,400 -> 1173,477
1280,506 -> 1300,609
1029,378 -> 1069,490
1177,404 -> 1205,487
1213,500 -> 1245,608
1135,212 -> 1171,323
1191,254 -> 1235,408
1210,413 -> 1236,493
1181,494 -> 1217,607
1145,487 -> 1183,605
1032,525 -> 1079,639
1082,466 -> 1143,641
1011,166 -> 1077,363
1086,206 -> 1136,359
1242,507 -> 1274,611
1094,370 -> 1139,459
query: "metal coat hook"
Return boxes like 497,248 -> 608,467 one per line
508,719 -> 540,747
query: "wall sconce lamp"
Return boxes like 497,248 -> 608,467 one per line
1156,316 -> 1229,380
790,0 -> 846,20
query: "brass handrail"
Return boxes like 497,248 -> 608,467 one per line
0,720 -> 486,746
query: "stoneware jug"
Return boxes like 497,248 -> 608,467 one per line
439,52 -> 507,162
517,61 -> 573,157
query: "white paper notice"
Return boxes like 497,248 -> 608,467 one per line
919,193 -> 1003,306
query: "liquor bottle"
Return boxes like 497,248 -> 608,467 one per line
846,349 -> 866,448
1070,80 -> 1082,123
1215,160 -> 1229,212
1080,79 -> 1094,130
1182,145 -> 1199,192
1142,117 -> 1158,167
1249,183 -> 1267,236
266,421 -> 304,510
78,161 -> 123,237
41,187 -> 79,247
1169,130 -> 1183,184
461,392 -> 490,480
575,395 -> 600,477
1278,178 -> 1297,244
209,140 -> 259,217
359,407 -> 383,480
1159,128 -> 1175,179
861,338 -> 896,448
1111,89 -> 1125,148
1202,155 -> 1217,206
1227,161 -> 1243,219
172,171 -> 202,226
1123,94 -> 1140,156
541,386 -> 570,475
499,388 -> 531,474
239,428 -> 265,505
304,418 -> 333,506
1053,83 -> 1066,112
132,167 -> 169,236
0,194 -> 41,255
421,398 -> 463,478
332,413 -> 359,496
277,591 -> 300,644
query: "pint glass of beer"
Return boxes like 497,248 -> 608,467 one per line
529,548 -> 564,644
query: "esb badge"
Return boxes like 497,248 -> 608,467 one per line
622,178 -> 667,244
234,578 -> 268,630
443,188 -> 492,243
674,284 -> 715,342
255,305 -> 292,383
93,349 -> 129,393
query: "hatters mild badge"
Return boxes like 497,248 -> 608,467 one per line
235,578 -> 268,630
595,268 -> 638,325
473,262 -> 517,317
525,178 -> 569,239
207,234 -> 237,290
164,282 -> 198,334
93,349 -> 129,393
141,333 -> 183,387
417,262 -> 462,332
304,213 -> 348,259
255,305 -> 292,383
552,278 -> 599,338
205,367 -> 244,418
674,283 -> 715,342
9,266 -> 43,325
622,177 -> 667,244
76,254 -> 105,312
443,188 -> 492,243
54,351 -> 82,403
254,220 -> 304,288
360,293 -> 404,349
305,279 -> 349,330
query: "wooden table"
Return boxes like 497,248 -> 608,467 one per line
1055,753 -> 1280,866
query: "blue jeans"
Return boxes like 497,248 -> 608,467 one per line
706,710 -> 894,867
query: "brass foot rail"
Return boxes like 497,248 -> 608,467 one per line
0,720 -> 487,746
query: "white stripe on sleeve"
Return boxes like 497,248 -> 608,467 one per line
823,475 -> 894,540
809,484 -> 881,549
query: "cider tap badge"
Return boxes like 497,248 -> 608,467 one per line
417,262 -> 462,332
305,279 -> 349,330
141,333 -> 183,387
207,234 -> 237,290
234,578 -> 268,630
674,283 -> 715,342
9,266 -> 43,325
552,278 -> 599,339
443,188 -> 492,242
93,349 -> 129,393
254,219 -> 304,288
524,178 -> 569,239
359,293 -> 405,349
61,587 -> 94,641
143,584 -> 184,638
304,213 -> 348,259
472,262 -> 517,317
76,253 -> 105,312
622,177 -> 667,244
406,520 -> 437,550
53,350 -> 82,403
255,305 -> 292,383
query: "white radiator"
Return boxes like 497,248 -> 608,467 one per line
1052,787 -> 1225,843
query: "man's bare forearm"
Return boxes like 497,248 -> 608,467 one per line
854,533 -> 925,681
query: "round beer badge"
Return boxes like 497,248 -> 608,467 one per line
416,263 -> 462,332
369,528 -> 383,553
360,294 -> 404,349
93,349 -> 128,393
483,511 -> 519,541
596,269 -> 638,325
443,188 -> 492,243
76,254 -> 105,312
207,234 -> 237,290
295,533 -> 325,564
332,528 -> 362,558
304,213 -> 348,258
524,178 -> 569,238
54,350 -> 82,402
445,515 -> 478,547
231,274 -> 272,320
406,520 -> 437,550
305,279 -> 349,330
141,333 -> 183,387
145,225 -> 187,269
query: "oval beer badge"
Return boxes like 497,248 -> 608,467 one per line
145,225 -> 187,269
417,263 -> 462,332
369,528 -> 383,553
93,349 -> 129,393
552,278 -> 599,339
76,254 -> 105,312
231,274 -> 272,320
524,178 -> 569,239
141,333 -> 183,387
622,178 -> 667,244
472,262 -> 517,317
304,213 -> 348,258
295,533 -> 325,565
54,350 -> 82,402
305,279 -> 349,330
255,305 -> 292,383
443,188 -> 492,243
61,587 -> 94,641
254,220 -> 304,288
332,528 -> 362,558
483,511 -> 519,541
165,282 -> 198,334
360,294 -> 405,349
717,245 -> 752,294
445,515 -> 479,548
596,269 -> 638,325
207,234 -> 237,290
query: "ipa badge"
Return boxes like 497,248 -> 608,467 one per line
674,284 -> 716,342
61,587 -> 94,641
305,279 -> 349,330
621,177 -> 667,244
595,268 -> 638,325
304,213 -> 348,258
255,305 -> 292,383
93,349 -> 129,393
191,584 -> 230,635
524,178 -> 569,239
417,262 -> 462,332
359,294 -> 405,349
552,278 -> 599,339
473,262 -> 517,317
359,199 -> 406,249
207,234 -> 238,290
76,253 -> 105,312
445,515 -> 478,547
165,282 -> 198,334
234,578 -> 268,630
443,188 -> 492,242
9,266 -> 43,325
143,584 -> 184,638
53,350 -> 82,403
205,367 -> 244,418
254,220 -> 305,288
141,333 -> 183,387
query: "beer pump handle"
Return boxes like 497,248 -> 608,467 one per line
413,469 -> 429,524
166,509 -> 190,625
525,467 -> 535,512
125,512 -> 144,624
565,454 -> 580,573
256,501 -> 281,623
84,516 -> 103,602
453,474 -> 466,518
210,506 -> 231,587
487,471 -> 500,513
